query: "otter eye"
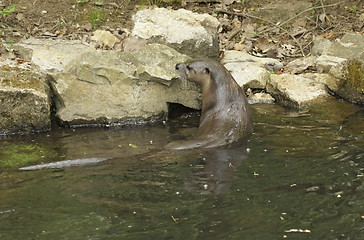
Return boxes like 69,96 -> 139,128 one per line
203,68 -> 210,74
186,65 -> 192,70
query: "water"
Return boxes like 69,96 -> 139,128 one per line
0,100 -> 363,240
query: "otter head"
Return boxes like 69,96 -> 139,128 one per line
175,60 -> 212,85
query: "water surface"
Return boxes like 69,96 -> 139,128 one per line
0,100 -> 363,240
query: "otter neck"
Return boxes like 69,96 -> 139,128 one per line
200,78 -> 228,120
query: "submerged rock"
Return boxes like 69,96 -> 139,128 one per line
247,90 -> 275,104
0,141 -> 58,168
0,66 -> 51,134
132,8 -> 220,58
19,157 -> 109,171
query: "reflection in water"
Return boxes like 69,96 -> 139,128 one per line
185,146 -> 248,195
0,101 -> 364,239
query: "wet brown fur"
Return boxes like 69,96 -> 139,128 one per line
165,59 -> 253,150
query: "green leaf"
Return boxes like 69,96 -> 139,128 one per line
129,143 -> 138,149
1,4 -> 17,16
94,1 -> 104,6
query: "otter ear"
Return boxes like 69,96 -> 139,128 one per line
203,68 -> 210,75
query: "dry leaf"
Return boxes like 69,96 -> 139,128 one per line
292,18 -> 307,27
223,0 -> 235,5
16,13 -> 24,21
83,22 -> 93,31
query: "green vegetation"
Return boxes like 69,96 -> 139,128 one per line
0,142 -> 59,169
0,4 -> 16,17
139,0 -> 182,7
348,5 -> 357,13
311,0 -> 319,15
0,66 -> 44,89
138,0 -> 163,6
4,37 -> 15,48
94,1 -> 104,6
89,9 -> 104,28
149,0 -> 163,6
75,0 -> 107,29
56,19 -> 73,26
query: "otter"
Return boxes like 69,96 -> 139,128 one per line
165,59 -> 253,150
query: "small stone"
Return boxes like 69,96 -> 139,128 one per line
91,30 -> 120,49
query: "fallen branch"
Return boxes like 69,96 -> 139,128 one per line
273,1 -> 343,32
320,0 -> 326,16
215,1 -> 344,57
215,8 -> 306,56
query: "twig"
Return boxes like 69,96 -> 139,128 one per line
269,1 -> 344,33
320,0 -> 326,16
215,9 -> 269,25
226,27 -> 241,41
215,8 -> 306,56
106,2 -> 120,9
215,1 -> 344,57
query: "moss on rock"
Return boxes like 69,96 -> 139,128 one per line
346,60 -> 364,94
0,66 -> 51,134
0,142 -> 59,169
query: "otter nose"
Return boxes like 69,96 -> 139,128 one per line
175,63 -> 180,70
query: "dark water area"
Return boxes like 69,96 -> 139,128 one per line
0,101 -> 364,240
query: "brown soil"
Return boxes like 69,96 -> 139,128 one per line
0,0 -> 363,62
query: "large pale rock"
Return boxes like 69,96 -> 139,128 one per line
285,56 -> 317,74
132,8 -> 220,58
312,33 -> 364,73
15,38 -> 93,72
311,33 -> 364,104
221,50 -> 283,89
51,44 -> 200,126
316,55 -> 346,73
0,66 -> 51,134
266,73 -> 328,108
302,73 -> 340,91
327,33 -> 364,62
288,33 -> 364,104
311,37 -> 333,56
